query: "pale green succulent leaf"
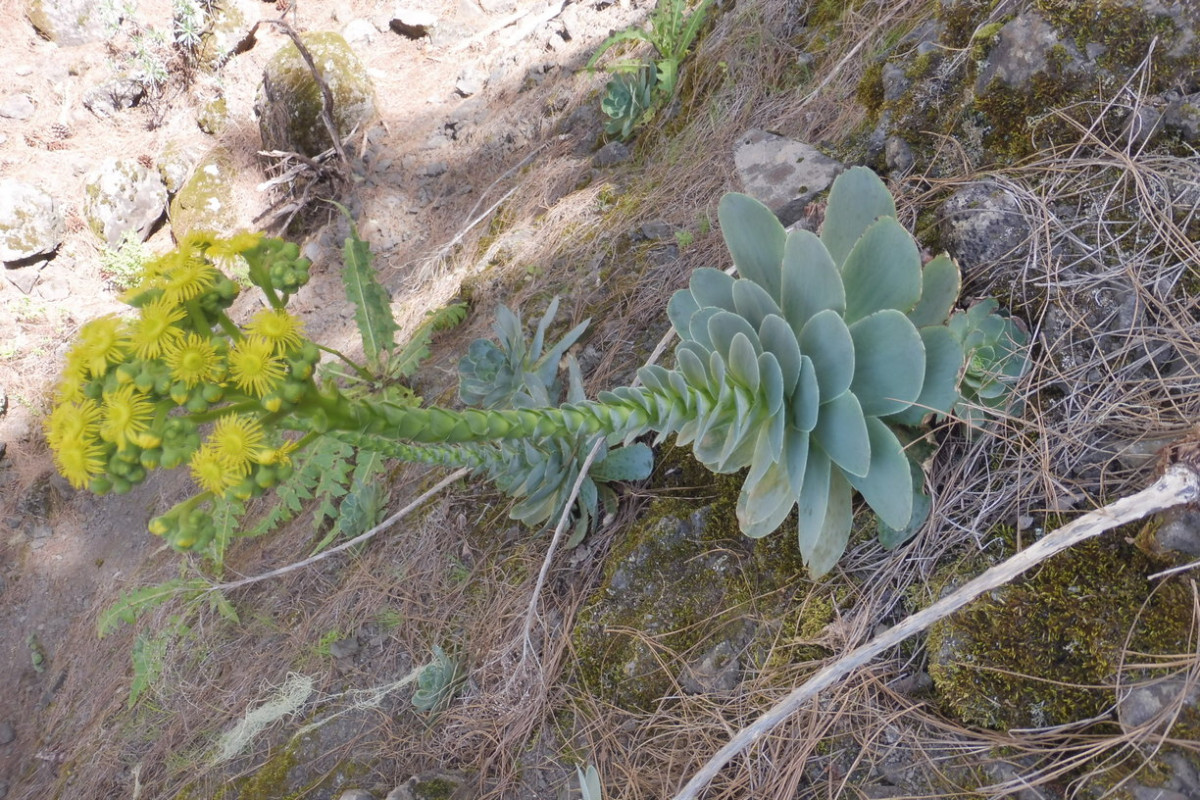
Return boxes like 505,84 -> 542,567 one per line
689,267 -> 737,311
732,278 -> 783,329
708,348 -> 727,393
675,344 -> 710,393
796,444 -> 830,562
781,228 -> 846,333
590,442 -> 654,482
726,332 -> 761,392
737,458 -> 795,538
844,418 -> 913,530
637,364 -> 673,395
805,469 -> 853,578
840,217 -> 922,323
848,309 -> 925,417
908,253 -> 961,328
759,351 -> 785,418
784,426 -> 809,497
812,391 -> 870,478
758,314 -> 802,395
718,192 -> 786,302
820,166 -> 897,269
708,311 -> 762,361
878,460 -> 930,550
688,306 -> 722,352
884,326 -> 964,426
792,354 -> 820,432
798,308 -> 855,403
668,290 -> 701,340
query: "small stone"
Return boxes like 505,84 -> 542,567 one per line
14,65 -> 33,76
82,78 -> 146,119
329,636 -> 360,659
419,160 -> 447,177
342,18 -> 379,45
733,129 -> 844,227
0,720 -> 13,745
884,135 -> 915,175
336,790 -> 374,800
591,140 -> 630,167
1118,676 -> 1200,733
455,69 -> 484,97
0,94 -> 35,121
638,220 -> 673,241
0,179 -> 64,262
1149,507 -> 1200,556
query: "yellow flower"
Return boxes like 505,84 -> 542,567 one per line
99,385 -> 155,451
207,414 -> 265,475
259,436 -> 300,467
45,399 -> 102,450
208,231 -> 263,259
161,252 -> 218,305
52,431 -> 108,489
72,315 -> 131,378
163,333 -> 223,388
228,336 -> 286,398
53,362 -> 89,404
245,308 -> 306,355
130,296 -> 186,359
190,444 -> 238,495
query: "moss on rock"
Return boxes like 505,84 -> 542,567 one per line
168,146 -> 237,239
927,532 -> 1196,731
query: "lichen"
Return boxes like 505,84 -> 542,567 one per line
926,531 -> 1197,732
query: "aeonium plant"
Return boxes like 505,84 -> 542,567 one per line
44,167 -> 1028,577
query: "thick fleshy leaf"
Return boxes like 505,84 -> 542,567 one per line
878,459 -> 930,550
708,311 -> 761,361
718,192 -> 786,302
908,254 -> 961,328
844,418 -> 913,530
688,307 -> 722,352
758,314 -> 801,395
637,364 -> 673,394
884,326 -> 964,427
781,229 -> 845,332
675,343 -> 711,393
784,426 -> 809,497
812,391 -> 870,477
737,458 -> 796,538
733,279 -> 783,329
726,333 -> 761,392
668,290 -> 700,340
820,166 -> 897,269
590,442 -> 654,482
759,351 -> 785,418
804,469 -> 853,578
799,308 -> 855,403
796,445 -> 831,562
792,354 -> 819,432
841,217 -> 922,323
848,310 -> 925,417
689,267 -> 736,311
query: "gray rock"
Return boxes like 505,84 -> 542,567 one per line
385,772 -> 467,800
25,0 -> 109,45
638,220 -> 673,241
337,790 -> 374,800
82,77 -> 146,119
1118,676 -> 1200,732
881,62 -> 909,103
1123,105 -> 1164,148
1148,507 -> 1200,556
592,140 -> 630,167
328,636 -> 360,660
196,0 -> 257,69
455,69 -> 484,97
168,146 -> 237,239
0,94 -> 36,121
884,135 -> 914,176
256,32 -> 377,157
679,639 -> 740,694
0,179 -> 64,263
1163,91 -> 1200,143
83,158 -> 167,246
390,5 -> 438,38
974,11 -> 1088,94
733,129 -> 843,227
0,720 -> 12,745
937,180 -> 1030,278
1130,788 -> 1188,800
157,140 -> 200,194
0,778 -> 7,798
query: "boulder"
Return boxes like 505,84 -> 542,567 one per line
83,158 -> 168,246
937,180 -> 1030,279
195,0 -> 258,69
25,0 -> 108,45
256,31 -> 376,157
168,146 -> 237,239
0,179 -> 64,263
733,129 -> 843,227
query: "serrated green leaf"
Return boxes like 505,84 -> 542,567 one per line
812,391 -> 870,478
848,309 -> 925,417
799,308 -> 855,403
820,166 -> 897,268
210,590 -> 240,624
130,629 -> 173,707
98,579 -> 207,637
342,223 -> 398,361
781,228 -> 845,332
719,193 -> 786,302
840,217 -> 922,324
